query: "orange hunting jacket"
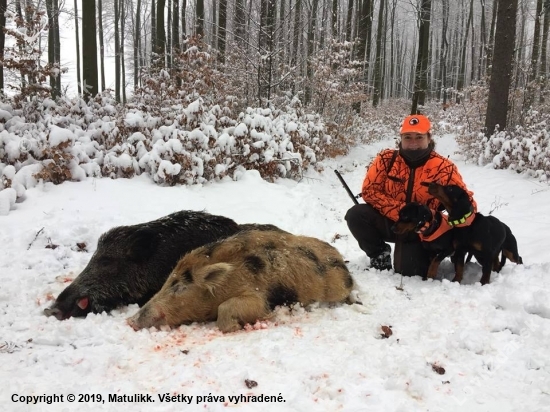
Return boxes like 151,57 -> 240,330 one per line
361,149 -> 476,222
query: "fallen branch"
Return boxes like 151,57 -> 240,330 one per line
27,227 -> 44,250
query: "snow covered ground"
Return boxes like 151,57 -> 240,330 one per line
1,133 -> 549,411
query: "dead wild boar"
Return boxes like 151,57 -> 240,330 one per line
44,211 -> 243,320
127,230 -> 357,333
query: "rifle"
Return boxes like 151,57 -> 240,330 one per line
334,170 -> 362,205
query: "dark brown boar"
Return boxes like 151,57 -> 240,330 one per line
127,230 -> 357,333
44,211 -> 242,320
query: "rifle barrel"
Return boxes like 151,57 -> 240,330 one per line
334,170 -> 359,205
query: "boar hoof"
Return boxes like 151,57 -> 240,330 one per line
217,318 -> 242,333
127,317 -> 141,331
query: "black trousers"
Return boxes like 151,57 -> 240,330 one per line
345,203 -> 430,277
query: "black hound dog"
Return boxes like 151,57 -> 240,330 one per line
427,183 -> 522,285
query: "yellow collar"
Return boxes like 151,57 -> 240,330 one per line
448,211 -> 474,227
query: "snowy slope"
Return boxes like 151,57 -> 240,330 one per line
1,133 -> 549,412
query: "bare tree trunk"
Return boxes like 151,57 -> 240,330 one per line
389,0 -> 397,98
156,0 -> 166,64
211,0 -> 217,50
478,0 -> 487,80
331,0 -> 338,38
115,0 -> 120,101
449,10 -> 460,97
257,0 -> 276,105
134,0 -> 141,89
14,0 -> 30,88
151,0 -> 156,60
346,0 -> 354,41
218,0 -> 227,63
53,0 -> 61,94
234,0 -> 245,46
514,0 -> 526,90
140,1 -> 146,72
182,0 -> 187,40
279,0 -> 287,60
291,0 -> 302,68
411,0 -> 431,114
258,0 -> 267,105
167,0 -> 172,68
74,0 -> 81,95
319,0 -> 327,50
82,0 -> 98,98
373,0 -> 385,107
196,0 -> 204,37
418,0 -> 431,107
305,0 -> 319,104
356,0 -> 373,70
46,0 -> 61,98
98,0 -> 106,91
172,0 -> 179,52
539,0 -> 550,102
524,0 -> 543,109
456,0 -> 473,104
0,0 -> 6,92
485,0 -> 518,136
266,0 -> 276,102
355,0 -> 373,112
439,0 -> 449,104
486,0 -> 498,76
382,0 -> 388,100
121,0 -> 126,103
244,0 -> 253,106
470,23 -> 476,82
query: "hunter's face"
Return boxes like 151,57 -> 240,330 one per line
400,132 -> 430,150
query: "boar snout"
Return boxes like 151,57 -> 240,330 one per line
127,306 -> 166,331
43,306 -> 64,320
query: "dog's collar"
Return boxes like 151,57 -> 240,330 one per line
448,211 -> 474,227
421,212 -> 453,242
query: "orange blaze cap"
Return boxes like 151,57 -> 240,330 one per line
400,115 -> 431,134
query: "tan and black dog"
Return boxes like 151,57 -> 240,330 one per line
427,183 -> 523,285
392,202 -> 455,280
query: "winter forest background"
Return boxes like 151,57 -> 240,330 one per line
0,0 -> 549,214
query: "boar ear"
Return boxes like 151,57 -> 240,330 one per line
127,228 -> 159,261
194,263 -> 233,294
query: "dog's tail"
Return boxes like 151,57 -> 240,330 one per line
498,225 -> 523,271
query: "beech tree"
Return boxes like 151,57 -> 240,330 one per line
411,0 -> 431,114
45,0 -> 60,98
74,0 -> 81,95
82,0 -> 98,98
98,0 -> 106,91
0,0 -> 8,92
485,0 -> 519,136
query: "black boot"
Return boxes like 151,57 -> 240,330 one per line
369,243 -> 392,271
